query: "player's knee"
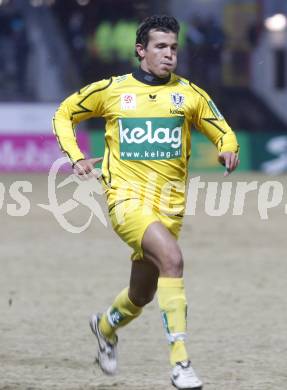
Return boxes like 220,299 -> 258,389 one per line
161,245 -> 183,276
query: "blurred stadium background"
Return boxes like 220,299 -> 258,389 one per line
0,0 -> 287,174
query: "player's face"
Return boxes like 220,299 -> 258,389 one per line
137,29 -> 178,78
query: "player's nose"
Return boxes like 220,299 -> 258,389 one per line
164,47 -> 172,58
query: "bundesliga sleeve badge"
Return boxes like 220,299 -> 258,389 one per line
120,93 -> 137,110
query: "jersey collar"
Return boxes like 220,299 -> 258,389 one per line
132,67 -> 171,86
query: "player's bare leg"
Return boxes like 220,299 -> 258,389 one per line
129,258 -> 159,306
90,222 -> 202,387
142,221 -> 203,389
142,221 -> 183,277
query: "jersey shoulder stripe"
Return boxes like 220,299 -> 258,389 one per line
189,82 -> 227,134
72,77 -> 113,117
52,117 -> 73,161
189,82 -> 209,101
78,77 -> 113,96
175,77 -> 189,87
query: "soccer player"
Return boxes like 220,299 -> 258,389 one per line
53,15 -> 239,390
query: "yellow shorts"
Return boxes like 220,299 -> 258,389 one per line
109,198 -> 183,261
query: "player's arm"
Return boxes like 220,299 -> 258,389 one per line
191,83 -> 240,176
52,78 -> 112,171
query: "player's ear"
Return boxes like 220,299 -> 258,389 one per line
135,43 -> 145,60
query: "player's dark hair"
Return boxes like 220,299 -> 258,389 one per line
135,15 -> 180,60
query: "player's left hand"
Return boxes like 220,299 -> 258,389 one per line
218,152 -> 240,176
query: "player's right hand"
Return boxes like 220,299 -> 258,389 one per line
73,157 -> 103,178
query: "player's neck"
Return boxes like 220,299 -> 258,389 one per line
132,67 -> 171,86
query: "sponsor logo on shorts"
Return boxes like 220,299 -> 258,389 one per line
118,117 -> 184,160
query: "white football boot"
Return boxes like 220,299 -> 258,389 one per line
89,313 -> 118,375
171,361 -> 203,389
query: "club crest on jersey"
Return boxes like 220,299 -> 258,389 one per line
121,93 -> 136,110
171,92 -> 185,109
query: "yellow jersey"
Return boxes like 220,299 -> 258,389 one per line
53,69 -> 239,215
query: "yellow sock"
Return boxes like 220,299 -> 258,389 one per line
99,287 -> 142,343
157,277 -> 189,366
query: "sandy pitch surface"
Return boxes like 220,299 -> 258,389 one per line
0,173 -> 286,390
